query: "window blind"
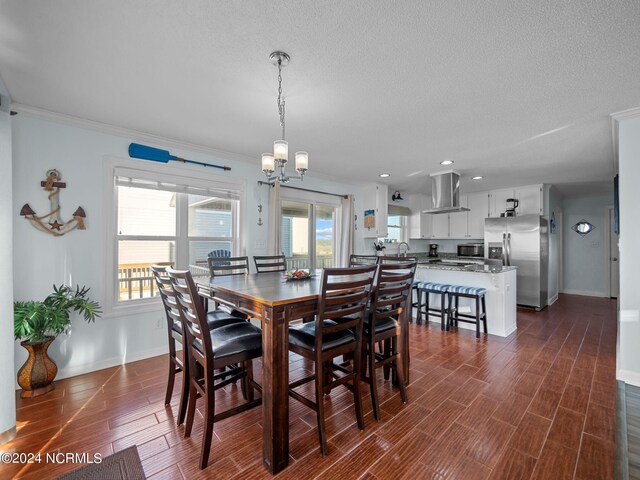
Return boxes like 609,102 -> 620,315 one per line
114,167 -> 241,200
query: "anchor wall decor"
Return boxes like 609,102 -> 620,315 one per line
20,169 -> 87,237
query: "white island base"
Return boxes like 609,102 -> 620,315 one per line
415,266 -> 517,337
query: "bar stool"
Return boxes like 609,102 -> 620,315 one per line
416,282 -> 451,330
411,280 -> 420,323
447,286 -> 488,338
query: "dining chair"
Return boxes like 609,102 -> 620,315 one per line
167,267 -> 263,469
151,265 -> 247,426
203,256 -> 250,319
348,254 -> 378,267
378,255 -> 419,322
361,261 -> 416,420
288,265 -> 377,455
207,255 -> 250,276
253,254 -> 287,273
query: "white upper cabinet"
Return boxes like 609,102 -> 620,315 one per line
408,194 -> 432,239
488,188 -> 514,217
448,195 -> 468,238
488,184 -> 543,217
362,183 -> 388,238
467,192 -> 488,238
431,211 -> 449,238
515,185 -> 543,215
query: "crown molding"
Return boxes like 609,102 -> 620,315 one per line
11,103 -> 257,164
609,106 -> 640,175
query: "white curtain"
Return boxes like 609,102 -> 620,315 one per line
267,182 -> 281,255
338,194 -> 355,267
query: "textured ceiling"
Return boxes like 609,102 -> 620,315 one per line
1,0 -> 638,194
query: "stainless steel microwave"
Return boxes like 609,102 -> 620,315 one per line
457,243 -> 484,258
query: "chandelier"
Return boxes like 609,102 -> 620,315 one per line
260,51 -> 308,183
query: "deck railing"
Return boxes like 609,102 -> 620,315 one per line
118,255 -> 334,300
117,262 -> 207,300
285,255 -> 333,270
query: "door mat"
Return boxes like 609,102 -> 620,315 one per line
54,446 -> 145,480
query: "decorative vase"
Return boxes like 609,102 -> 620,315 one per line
17,337 -> 58,398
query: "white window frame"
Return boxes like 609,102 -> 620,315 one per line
385,214 -> 408,244
103,157 -> 245,317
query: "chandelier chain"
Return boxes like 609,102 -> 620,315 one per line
277,60 -> 286,140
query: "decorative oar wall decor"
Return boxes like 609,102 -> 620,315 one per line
20,169 -> 86,237
128,143 -> 231,171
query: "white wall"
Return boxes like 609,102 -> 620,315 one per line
618,115 -> 640,385
0,77 -> 15,442
12,112 -> 366,381
562,193 -> 611,297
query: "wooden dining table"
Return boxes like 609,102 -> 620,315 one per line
195,270 -> 411,474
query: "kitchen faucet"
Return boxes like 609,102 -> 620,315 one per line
398,241 -> 410,257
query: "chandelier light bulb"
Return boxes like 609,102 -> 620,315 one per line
274,140 -> 288,162
295,151 -> 309,171
262,153 -> 275,173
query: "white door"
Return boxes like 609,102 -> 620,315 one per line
610,208 -> 619,298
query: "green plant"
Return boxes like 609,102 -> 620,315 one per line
14,285 -> 102,344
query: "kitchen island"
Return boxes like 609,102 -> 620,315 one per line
415,263 -> 517,337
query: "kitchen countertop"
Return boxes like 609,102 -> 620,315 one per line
417,263 -> 517,274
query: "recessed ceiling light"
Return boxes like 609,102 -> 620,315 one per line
440,160 -> 454,165
379,173 -> 390,178
472,176 -> 483,180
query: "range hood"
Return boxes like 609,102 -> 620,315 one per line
422,170 -> 470,214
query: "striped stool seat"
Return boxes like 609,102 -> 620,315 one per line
417,282 -> 450,292
416,283 -> 451,330
447,285 -> 486,296
447,285 -> 488,338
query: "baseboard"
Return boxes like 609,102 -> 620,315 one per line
548,293 -> 559,306
0,426 -> 16,446
561,290 -> 607,298
618,369 -> 640,387
58,345 -> 170,380
15,344 -> 170,389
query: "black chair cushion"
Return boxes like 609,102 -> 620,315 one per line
172,309 -> 245,334
363,311 -> 398,335
193,322 -> 262,360
363,316 -> 398,334
288,319 -> 356,352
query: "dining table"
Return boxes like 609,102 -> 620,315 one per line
195,270 -> 411,474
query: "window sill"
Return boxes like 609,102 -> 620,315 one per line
102,299 -> 164,319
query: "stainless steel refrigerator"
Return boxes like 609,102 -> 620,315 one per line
484,215 -> 549,310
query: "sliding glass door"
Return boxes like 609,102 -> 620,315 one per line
281,200 -> 338,270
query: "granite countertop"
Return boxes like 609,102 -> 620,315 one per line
417,263 -> 517,274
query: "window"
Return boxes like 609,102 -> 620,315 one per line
387,214 -> 404,243
106,162 -> 242,313
380,215 -> 407,245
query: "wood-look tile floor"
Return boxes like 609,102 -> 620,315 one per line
2,294 -> 616,480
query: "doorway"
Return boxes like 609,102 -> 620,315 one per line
280,200 -> 338,270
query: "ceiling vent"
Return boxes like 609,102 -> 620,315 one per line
422,170 -> 470,214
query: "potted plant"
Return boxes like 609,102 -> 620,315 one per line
14,284 -> 101,398
373,240 -> 386,256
